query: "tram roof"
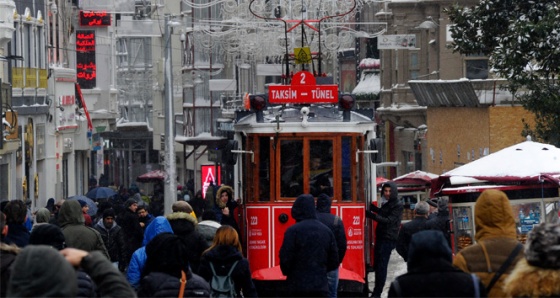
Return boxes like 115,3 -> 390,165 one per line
234,105 -> 375,134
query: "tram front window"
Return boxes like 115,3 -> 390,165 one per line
280,140 -> 303,197
310,140 -> 333,197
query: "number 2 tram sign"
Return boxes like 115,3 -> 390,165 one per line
268,71 -> 338,104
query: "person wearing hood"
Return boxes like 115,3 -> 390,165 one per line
316,193 -> 347,298
29,223 -> 96,298
214,185 -> 240,234
138,233 -> 211,297
198,225 -> 257,297
279,194 -> 339,297
166,202 -> 209,274
453,189 -> 524,297
94,208 -> 127,271
388,230 -> 487,297
126,216 -> 174,290
426,197 -> 452,249
503,222 -> 560,297
58,200 -> 110,259
31,207 -> 52,232
365,182 -> 403,298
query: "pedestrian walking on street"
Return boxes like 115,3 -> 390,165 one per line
94,208 -> 127,271
0,212 -> 20,297
365,182 -> 403,298
138,233 -> 211,297
166,205 -> 209,274
31,207 -> 51,232
388,230 -> 487,297
29,224 -> 97,297
137,205 -> 154,230
58,200 -> 110,259
118,198 -> 144,271
396,201 -> 430,262
215,185 -> 241,235
280,194 -> 339,297
503,222 -> 560,297
316,193 -> 347,298
426,197 -> 452,249
7,245 -> 136,297
3,200 -> 30,247
453,189 -> 524,297
126,216 -> 174,290
197,210 -> 222,246
198,225 -> 257,297
426,199 -> 438,220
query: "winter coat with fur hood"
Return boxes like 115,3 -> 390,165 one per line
166,212 -> 209,274
214,185 -> 240,233
503,258 -> 560,297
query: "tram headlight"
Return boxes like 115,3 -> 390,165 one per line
249,94 -> 267,123
339,93 -> 355,122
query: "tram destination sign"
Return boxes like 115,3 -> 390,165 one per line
268,71 -> 338,104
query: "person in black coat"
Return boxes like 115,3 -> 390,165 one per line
316,193 -> 347,298
117,198 -> 144,270
94,208 -> 127,271
280,194 -> 339,297
138,233 -> 211,297
426,197 -> 452,249
198,225 -> 257,297
388,230 -> 487,297
396,201 -> 430,262
365,182 -> 403,298
166,210 -> 209,274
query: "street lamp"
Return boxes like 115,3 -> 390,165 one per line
164,14 -> 182,215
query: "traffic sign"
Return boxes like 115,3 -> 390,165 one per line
268,71 -> 339,104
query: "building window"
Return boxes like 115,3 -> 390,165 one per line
409,51 -> 419,80
465,59 -> 488,79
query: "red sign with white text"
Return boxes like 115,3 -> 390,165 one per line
269,71 -> 338,104
201,165 -> 221,199
340,206 -> 366,278
246,206 -> 272,273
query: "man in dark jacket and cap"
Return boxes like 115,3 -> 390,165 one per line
426,197 -> 452,249
365,182 -> 403,298
388,230 -> 486,297
58,200 -> 110,259
316,193 -> 347,298
280,194 -> 339,297
94,208 -> 127,271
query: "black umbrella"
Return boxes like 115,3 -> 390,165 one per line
86,187 -> 117,200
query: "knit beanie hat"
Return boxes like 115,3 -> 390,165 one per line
525,222 -> 560,269
103,208 -> 116,219
125,198 -> 137,208
29,224 -> 67,250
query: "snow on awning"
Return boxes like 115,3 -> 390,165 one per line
353,72 -> 380,95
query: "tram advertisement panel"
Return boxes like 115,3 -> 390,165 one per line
341,206 -> 365,277
246,206 -> 272,272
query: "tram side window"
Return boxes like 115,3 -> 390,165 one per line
280,140 -> 303,197
258,137 -> 270,201
309,140 -> 333,197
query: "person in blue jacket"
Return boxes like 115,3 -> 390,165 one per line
126,216 -> 173,289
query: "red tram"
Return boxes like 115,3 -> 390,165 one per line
229,71 -> 379,295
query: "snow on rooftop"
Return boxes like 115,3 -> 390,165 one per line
353,71 -> 381,95
443,139 -> 560,179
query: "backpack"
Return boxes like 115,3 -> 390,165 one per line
209,260 -> 239,298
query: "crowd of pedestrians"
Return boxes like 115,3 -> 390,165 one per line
1,181 -> 559,298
